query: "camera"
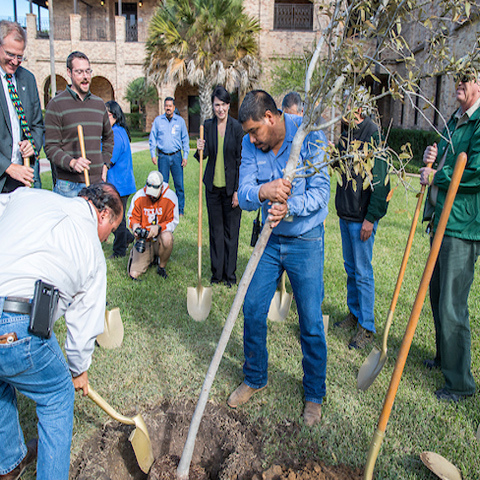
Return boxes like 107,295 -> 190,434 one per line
134,227 -> 149,253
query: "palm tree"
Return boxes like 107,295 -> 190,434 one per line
145,0 -> 261,123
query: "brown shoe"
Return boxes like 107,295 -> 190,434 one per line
303,401 -> 322,427
0,439 -> 38,480
348,325 -> 374,350
227,382 -> 266,408
334,312 -> 358,330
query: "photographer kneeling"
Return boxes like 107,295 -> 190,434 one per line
127,171 -> 179,280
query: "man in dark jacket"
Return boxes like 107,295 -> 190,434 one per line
333,89 -> 390,349
0,21 -> 44,193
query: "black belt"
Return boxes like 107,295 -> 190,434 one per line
3,297 -> 32,315
158,150 -> 180,156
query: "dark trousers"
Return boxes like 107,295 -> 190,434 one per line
112,195 -> 133,257
206,186 -> 241,283
430,235 -> 479,395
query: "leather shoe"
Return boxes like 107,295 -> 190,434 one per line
435,387 -> 473,403
227,382 -> 266,408
0,438 -> 38,480
303,401 -> 322,427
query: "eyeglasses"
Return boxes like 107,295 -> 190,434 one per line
71,69 -> 93,76
0,45 -> 24,62
146,183 -> 160,188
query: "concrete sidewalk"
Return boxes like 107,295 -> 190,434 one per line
39,140 -> 150,173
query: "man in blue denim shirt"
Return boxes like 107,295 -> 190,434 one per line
149,97 -> 189,216
227,90 -> 330,427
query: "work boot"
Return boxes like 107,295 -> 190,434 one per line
0,439 -> 38,480
334,312 -> 358,330
348,325 -> 374,350
227,382 -> 266,408
303,401 -> 322,427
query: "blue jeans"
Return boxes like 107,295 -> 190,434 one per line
53,179 -> 86,198
0,299 -> 74,479
157,151 -> 184,214
339,218 -> 377,333
243,225 -> 327,404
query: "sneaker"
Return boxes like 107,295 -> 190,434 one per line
303,401 -> 322,427
0,438 -> 37,480
334,312 -> 358,330
227,382 -> 266,408
435,388 -> 461,403
348,325 -> 374,350
157,266 -> 168,279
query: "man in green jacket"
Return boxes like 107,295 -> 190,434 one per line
420,68 -> 480,402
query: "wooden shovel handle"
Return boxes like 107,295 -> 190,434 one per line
197,125 -> 204,281
77,125 -> 90,186
364,153 -> 467,480
87,386 -> 135,426
381,162 -> 433,349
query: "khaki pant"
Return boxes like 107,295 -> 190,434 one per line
128,240 -> 161,276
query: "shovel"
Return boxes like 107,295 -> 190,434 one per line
187,125 -> 212,321
87,386 -> 154,474
268,272 -> 293,322
357,165 -> 432,391
77,125 -> 90,186
78,125 -> 124,348
420,452 -> 462,480
363,153 -> 467,480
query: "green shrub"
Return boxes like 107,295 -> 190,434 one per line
125,112 -> 146,131
387,128 -> 440,172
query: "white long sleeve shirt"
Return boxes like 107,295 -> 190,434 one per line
0,188 -> 106,376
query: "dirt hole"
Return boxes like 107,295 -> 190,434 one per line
71,400 -> 363,480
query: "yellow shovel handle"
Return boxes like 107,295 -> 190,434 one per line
87,386 -> 135,426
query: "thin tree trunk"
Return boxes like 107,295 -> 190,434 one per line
198,80 -> 213,125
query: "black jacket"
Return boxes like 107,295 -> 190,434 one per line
195,115 -> 244,196
335,116 -> 390,223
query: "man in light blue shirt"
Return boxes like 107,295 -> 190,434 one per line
227,90 -> 329,427
149,97 -> 189,216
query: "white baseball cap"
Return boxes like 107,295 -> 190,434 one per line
145,171 -> 163,197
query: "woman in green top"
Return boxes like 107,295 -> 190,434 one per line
195,85 -> 244,287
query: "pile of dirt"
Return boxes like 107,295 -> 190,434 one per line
71,400 -> 362,480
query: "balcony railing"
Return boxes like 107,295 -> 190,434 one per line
81,17 -> 110,41
274,3 -> 313,31
36,18 -> 71,40
126,22 -> 138,42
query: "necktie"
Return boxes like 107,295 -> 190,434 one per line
5,74 -> 38,160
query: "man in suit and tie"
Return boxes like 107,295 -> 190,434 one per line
0,21 -> 44,193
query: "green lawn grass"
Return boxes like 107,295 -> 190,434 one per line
19,148 -> 480,479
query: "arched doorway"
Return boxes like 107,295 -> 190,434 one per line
90,77 -> 114,102
43,75 -> 67,107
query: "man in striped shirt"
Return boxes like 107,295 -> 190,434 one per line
44,51 -> 114,197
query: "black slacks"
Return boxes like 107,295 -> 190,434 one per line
206,186 -> 242,283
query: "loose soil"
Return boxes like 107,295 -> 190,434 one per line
71,400 -> 363,480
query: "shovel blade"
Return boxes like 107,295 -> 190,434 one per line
357,346 -> 387,391
420,452 -> 462,480
267,290 -> 293,322
187,285 -> 212,321
96,307 -> 124,349
129,414 -> 155,474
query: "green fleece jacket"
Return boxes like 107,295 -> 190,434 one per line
429,104 -> 480,240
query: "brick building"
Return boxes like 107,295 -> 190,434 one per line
19,0 -> 326,133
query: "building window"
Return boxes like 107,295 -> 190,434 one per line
274,0 -> 313,31
115,2 -> 138,42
